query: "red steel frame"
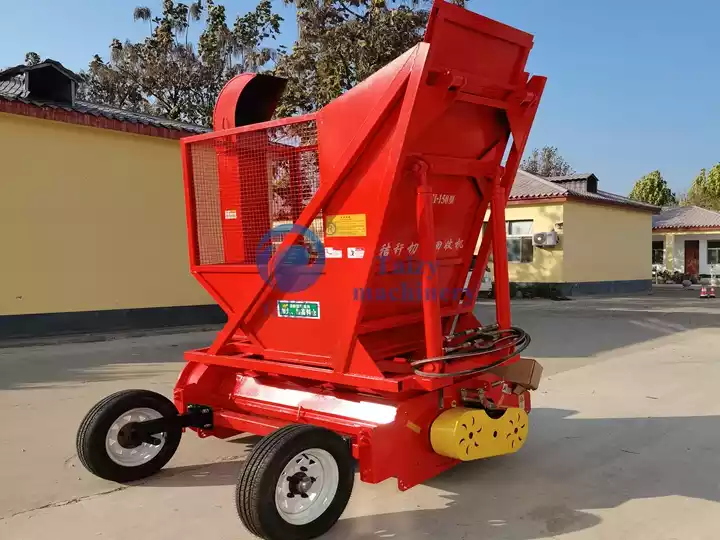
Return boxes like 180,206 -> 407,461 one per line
174,0 -> 546,490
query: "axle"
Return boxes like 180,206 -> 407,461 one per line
117,404 -> 213,448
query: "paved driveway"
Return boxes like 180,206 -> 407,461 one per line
2,289 -> 719,539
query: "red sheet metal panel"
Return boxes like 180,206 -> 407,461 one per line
179,0 -> 546,389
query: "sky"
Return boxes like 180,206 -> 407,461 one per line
1,0 -> 718,196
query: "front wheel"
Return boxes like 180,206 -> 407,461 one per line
76,389 -> 182,482
236,424 -> 355,540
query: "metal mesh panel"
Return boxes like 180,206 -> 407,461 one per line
190,141 -> 224,265
188,119 -> 322,265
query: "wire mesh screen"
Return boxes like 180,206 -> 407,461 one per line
187,119 -> 322,265
190,141 -> 224,265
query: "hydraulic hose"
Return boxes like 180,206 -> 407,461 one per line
410,325 -> 531,378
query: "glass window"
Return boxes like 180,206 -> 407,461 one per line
481,220 -> 534,263
652,240 -> 664,265
506,220 -> 533,263
507,220 -> 533,236
507,238 -> 521,262
708,240 -> 720,266
520,237 -> 533,262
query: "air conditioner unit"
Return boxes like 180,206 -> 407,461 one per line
532,231 -> 558,247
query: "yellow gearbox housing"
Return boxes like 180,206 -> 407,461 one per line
430,407 -> 529,461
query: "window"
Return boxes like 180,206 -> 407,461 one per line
652,240 -> 664,265
708,240 -> 720,266
507,220 -> 533,236
506,220 -> 533,263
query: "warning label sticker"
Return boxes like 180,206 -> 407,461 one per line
324,247 -> 343,259
277,300 -> 320,320
347,247 -> 365,259
325,214 -> 367,237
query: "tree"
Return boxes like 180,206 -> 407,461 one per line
79,0 -> 468,123
681,164 -> 720,211
520,146 -> 574,177
273,0 -> 465,116
78,0 -> 282,125
24,52 -> 41,66
133,6 -> 154,35
628,170 -> 677,206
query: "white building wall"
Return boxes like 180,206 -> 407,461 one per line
669,234 -> 720,275
673,236 -> 685,273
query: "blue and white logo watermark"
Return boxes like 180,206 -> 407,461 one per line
255,224 -> 325,293
256,226 -> 471,301
352,256 -> 470,302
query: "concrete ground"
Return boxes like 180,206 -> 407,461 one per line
2,288 -> 720,539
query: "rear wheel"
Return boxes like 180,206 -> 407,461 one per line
236,424 -> 354,540
76,389 -> 182,482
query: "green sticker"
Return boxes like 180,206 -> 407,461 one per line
277,300 -> 320,320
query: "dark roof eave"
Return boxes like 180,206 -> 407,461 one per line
0,95 -> 207,138
0,60 -> 83,83
508,195 -> 568,204
547,172 -> 599,183
653,226 -> 720,232
509,193 -> 660,213
566,193 -> 660,213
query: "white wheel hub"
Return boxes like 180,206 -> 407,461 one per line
275,448 -> 339,525
105,407 -> 166,467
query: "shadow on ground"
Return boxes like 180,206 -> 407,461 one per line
138,408 -> 720,540
4,290 -> 719,390
0,331 -> 215,390
476,288 -> 720,360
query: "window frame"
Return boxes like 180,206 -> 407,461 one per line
708,240 -> 720,266
652,240 -> 664,265
506,220 -> 534,264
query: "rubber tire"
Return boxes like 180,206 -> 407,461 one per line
76,389 -> 182,483
236,424 -> 355,540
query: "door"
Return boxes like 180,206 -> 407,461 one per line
685,240 -> 699,276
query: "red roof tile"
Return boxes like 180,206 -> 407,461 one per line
653,206 -> 720,230
510,170 -> 659,212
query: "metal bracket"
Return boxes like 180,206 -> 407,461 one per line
118,404 -> 214,447
460,387 -> 489,408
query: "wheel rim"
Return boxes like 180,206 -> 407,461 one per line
105,407 -> 166,467
275,448 -> 339,525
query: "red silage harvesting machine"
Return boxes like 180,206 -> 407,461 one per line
76,2 -> 546,539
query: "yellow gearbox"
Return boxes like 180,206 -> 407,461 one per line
430,407 -> 529,461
